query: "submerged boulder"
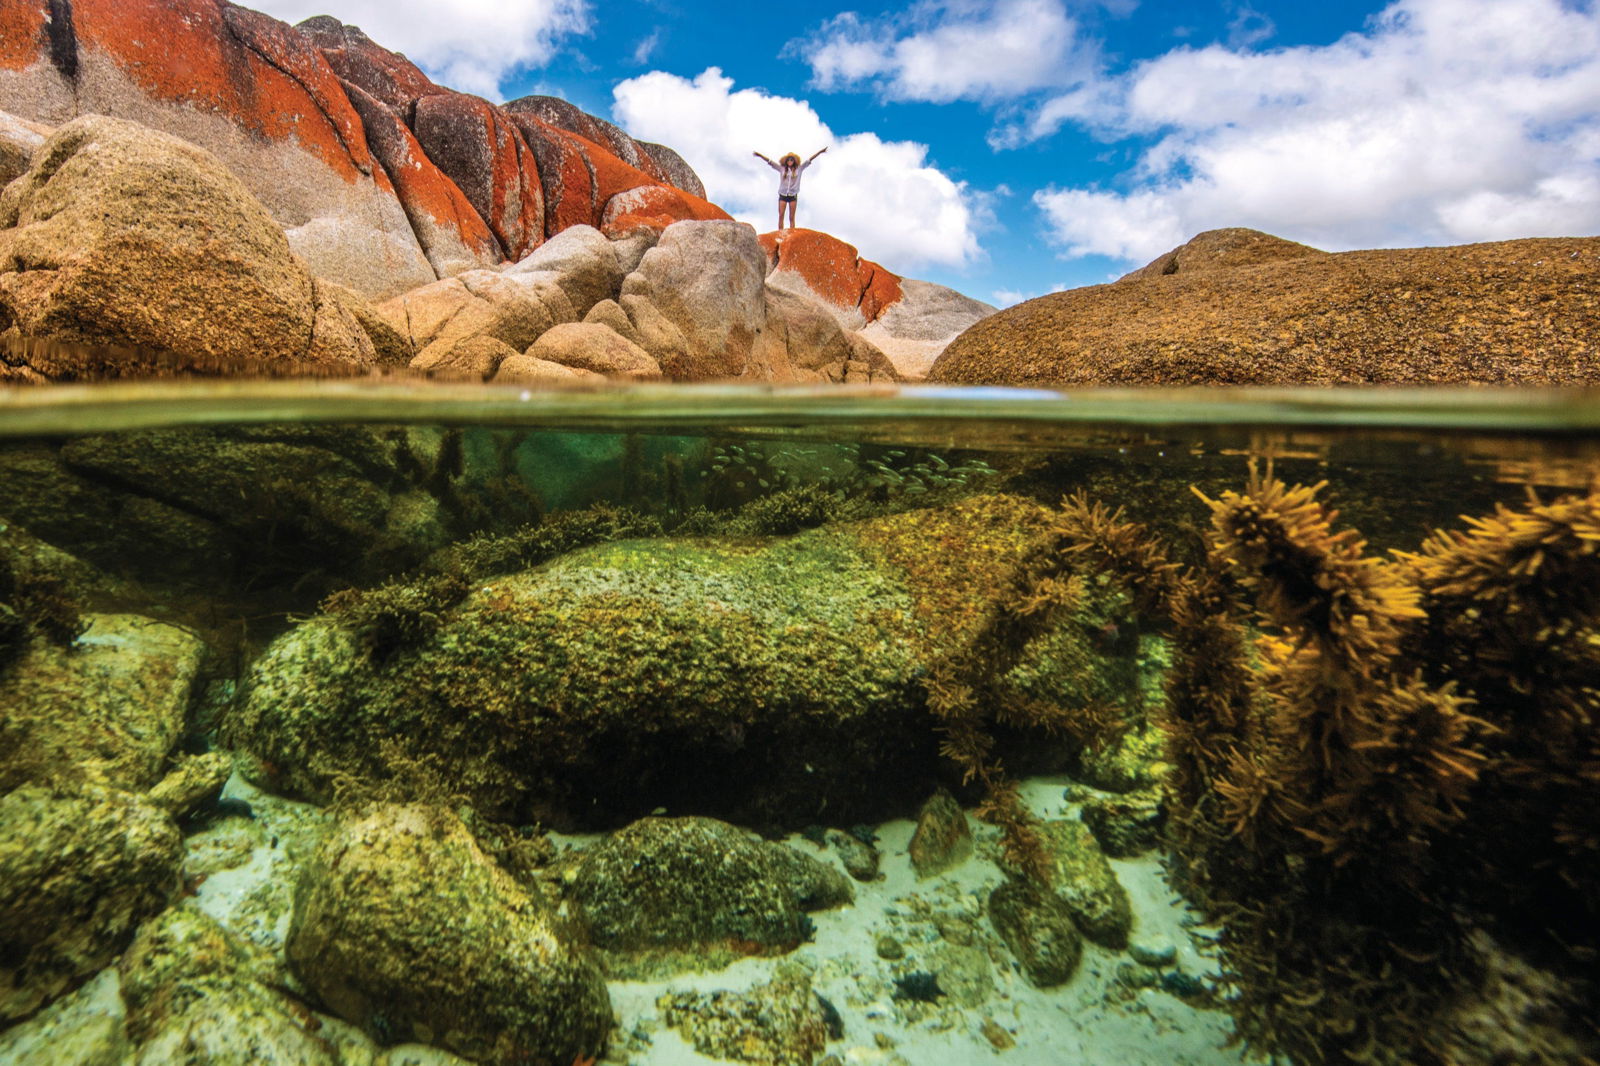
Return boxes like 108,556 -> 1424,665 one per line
0,785 -> 183,1022
0,116 -> 397,377
565,816 -> 852,977
227,495 -> 1150,829
120,904 -> 338,1066
287,804 -> 610,1065
0,614 -> 203,793
1001,820 -> 1132,949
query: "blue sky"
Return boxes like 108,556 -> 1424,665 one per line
252,0 -> 1599,305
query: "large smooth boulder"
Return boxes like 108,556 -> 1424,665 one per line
0,108 -> 48,187
0,614 -> 203,794
522,322 -> 661,378
931,231 -> 1600,386
566,816 -> 852,977
287,804 -> 611,1066
0,785 -> 183,1022
619,220 -> 774,378
759,228 -> 902,330
504,224 -> 626,319
0,0 -> 435,298
0,116 -> 394,377
859,278 -> 997,380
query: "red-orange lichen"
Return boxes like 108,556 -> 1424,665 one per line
72,0 -> 375,184
0,0 -> 47,72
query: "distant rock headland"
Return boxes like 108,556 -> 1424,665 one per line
0,0 -> 991,382
932,228 -> 1600,387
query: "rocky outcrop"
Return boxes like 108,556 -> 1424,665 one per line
759,228 -> 994,379
0,0 -> 714,299
932,230 -> 1600,386
0,116 -> 399,378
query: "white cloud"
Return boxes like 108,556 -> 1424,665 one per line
611,68 -> 982,272
1028,0 -> 1600,264
631,30 -> 662,66
248,0 -> 590,99
797,0 -> 1096,103
992,282 -> 1069,307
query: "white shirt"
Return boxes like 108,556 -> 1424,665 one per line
767,157 -> 813,196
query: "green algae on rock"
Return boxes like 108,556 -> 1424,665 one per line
120,904 -> 338,1066
0,785 -> 183,1022
228,495 -> 1148,829
564,816 -> 852,978
286,803 -> 610,1066
658,970 -> 831,1066
987,879 -> 1084,988
1000,820 -> 1132,950
0,615 -> 203,794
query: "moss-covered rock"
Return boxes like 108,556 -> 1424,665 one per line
229,496 -> 1146,828
1081,787 -> 1165,858
0,785 -> 183,1022
987,879 -> 1083,988
120,904 -> 336,1066
908,790 -> 972,879
657,971 -> 830,1066
1002,820 -> 1132,950
0,615 -> 203,794
565,816 -> 852,978
286,804 -> 610,1066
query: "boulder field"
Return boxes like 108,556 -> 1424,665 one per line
930,227 -> 1600,387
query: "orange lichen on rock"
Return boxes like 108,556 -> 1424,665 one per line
0,0 -> 48,72
71,0 -> 376,184
760,228 -> 903,322
412,92 -> 544,261
507,118 -> 598,238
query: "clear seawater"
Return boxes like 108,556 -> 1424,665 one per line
2,379 -> 1598,1066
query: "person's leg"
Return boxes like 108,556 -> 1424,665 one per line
776,199 -> 785,231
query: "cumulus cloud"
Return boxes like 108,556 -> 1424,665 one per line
248,0 -> 590,99
1028,0 -> 1600,263
797,0 -> 1096,103
611,68 -> 982,272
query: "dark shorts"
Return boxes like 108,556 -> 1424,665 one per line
779,195 -> 797,203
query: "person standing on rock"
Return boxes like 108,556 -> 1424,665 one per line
754,148 -> 826,230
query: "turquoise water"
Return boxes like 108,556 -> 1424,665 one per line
2,381 -> 1597,1066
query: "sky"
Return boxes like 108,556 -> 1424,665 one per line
249,0 -> 1600,307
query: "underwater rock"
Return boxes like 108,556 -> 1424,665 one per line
0,614 -> 202,794
286,803 -> 610,1065
1080,787 -> 1165,858
1001,820 -> 1132,949
909,790 -> 974,879
827,828 -> 881,882
1429,929 -> 1600,1066
120,904 -> 337,1066
657,971 -> 830,1066
0,115 -> 393,377
1074,721 -> 1167,793
0,967 -> 132,1066
565,816 -> 852,977
0,785 -> 183,1022
986,879 -> 1084,988
229,494 -> 1145,829
0,426 -> 467,596
144,752 -> 234,821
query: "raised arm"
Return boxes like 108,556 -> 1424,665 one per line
807,147 -> 828,163
753,151 -> 780,171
